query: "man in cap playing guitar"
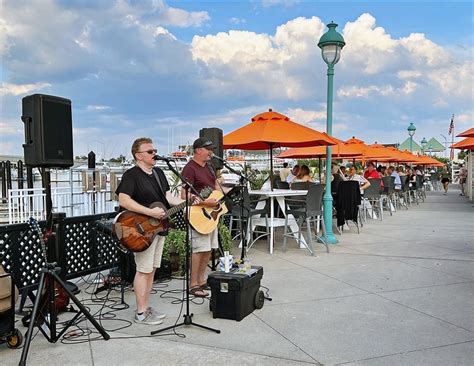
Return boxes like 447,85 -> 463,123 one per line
181,138 -> 230,298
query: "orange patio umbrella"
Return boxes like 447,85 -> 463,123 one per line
451,137 -> 474,150
342,138 -> 391,161
277,142 -> 362,159
416,155 -> 445,167
457,127 -> 474,138
345,136 -> 365,145
223,109 -> 336,188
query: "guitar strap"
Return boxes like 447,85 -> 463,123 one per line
152,169 -> 166,197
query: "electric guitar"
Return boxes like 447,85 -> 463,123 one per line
27,218 -> 70,314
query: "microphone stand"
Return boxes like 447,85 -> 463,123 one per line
151,158 -> 220,335
219,159 -> 256,262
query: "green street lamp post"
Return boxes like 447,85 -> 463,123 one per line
420,137 -> 427,154
318,21 -> 345,245
407,122 -> 416,153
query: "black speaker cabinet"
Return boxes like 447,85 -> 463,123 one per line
199,127 -> 223,170
21,94 -> 74,168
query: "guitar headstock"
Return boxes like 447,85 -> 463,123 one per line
28,217 -> 47,250
28,217 -> 42,237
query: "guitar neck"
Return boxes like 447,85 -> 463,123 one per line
163,199 -> 192,219
29,218 -> 49,263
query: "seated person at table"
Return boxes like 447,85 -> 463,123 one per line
365,162 -> 381,179
292,165 -> 313,184
387,165 -> 402,190
331,164 -> 346,195
340,166 -> 347,178
407,168 -> 417,189
364,162 -> 383,188
286,164 -> 300,184
347,165 -> 370,193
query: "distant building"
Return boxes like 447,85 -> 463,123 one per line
398,138 -> 422,153
398,137 -> 445,156
426,138 -> 445,154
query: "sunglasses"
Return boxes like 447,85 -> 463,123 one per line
137,149 -> 157,155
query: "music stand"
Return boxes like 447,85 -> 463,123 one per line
151,159 -> 220,335
219,160 -> 254,261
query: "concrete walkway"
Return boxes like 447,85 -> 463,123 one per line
2,186 -> 473,365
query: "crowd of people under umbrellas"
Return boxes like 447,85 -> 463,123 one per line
279,161 -> 467,197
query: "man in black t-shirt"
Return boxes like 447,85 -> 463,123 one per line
116,137 -> 185,325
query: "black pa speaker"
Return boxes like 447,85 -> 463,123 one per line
21,94 -> 74,168
199,127 -> 223,170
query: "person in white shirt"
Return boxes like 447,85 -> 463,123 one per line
286,165 -> 300,184
347,165 -> 370,193
387,166 -> 402,190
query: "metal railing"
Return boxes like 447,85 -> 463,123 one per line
7,187 -> 117,224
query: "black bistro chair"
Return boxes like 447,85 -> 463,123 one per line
282,184 -> 329,255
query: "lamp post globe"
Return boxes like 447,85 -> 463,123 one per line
407,122 -> 416,153
318,21 -> 345,245
421,137 -> 427,154
428,144 -> 433,156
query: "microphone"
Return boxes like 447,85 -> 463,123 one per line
211,153 -> 226,162
153,155 -> 174,162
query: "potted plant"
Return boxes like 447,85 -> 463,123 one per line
163,220 -> 234,275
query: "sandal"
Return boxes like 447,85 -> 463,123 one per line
199,282 -> 211,291
189,286 -> 209,298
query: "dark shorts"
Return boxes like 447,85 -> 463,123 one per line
460,178 -> 466,184
441,178 -> 450,184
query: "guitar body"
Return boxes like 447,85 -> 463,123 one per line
113,202 -> 169,252
40,277 -> 70,314
25,218 -> 71,326
189,190 -> 228,234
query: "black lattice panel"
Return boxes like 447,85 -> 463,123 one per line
172,211 -> 187,231
0,221 -> 47,290
95,230 -> 119,268
62,212 -> 119,279
1,214 -> 119,290
64,221 -> 93,276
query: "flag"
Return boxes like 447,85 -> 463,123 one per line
448,114 -> 454,135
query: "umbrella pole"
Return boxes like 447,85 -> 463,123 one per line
318,157 -> 322,181
269,143 -> 274,191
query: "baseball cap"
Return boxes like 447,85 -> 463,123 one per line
193,138 -> 216,150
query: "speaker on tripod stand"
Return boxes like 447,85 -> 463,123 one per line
19,94 -> 109,366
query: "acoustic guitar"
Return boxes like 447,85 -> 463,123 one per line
188,189 -> 228,234
27,218 -> 70,314
113,188 -> 228,252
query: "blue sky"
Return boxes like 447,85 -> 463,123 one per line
1,0 -> 473,160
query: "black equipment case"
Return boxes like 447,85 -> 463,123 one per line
208,266 -> 264,321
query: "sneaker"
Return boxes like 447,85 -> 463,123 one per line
443,192 -> 447,195
147,306 -> 166,320
134,309 -> 163,325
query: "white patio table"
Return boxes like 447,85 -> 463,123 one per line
248,189 -> 308,254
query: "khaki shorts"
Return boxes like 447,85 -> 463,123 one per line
191,229 -> 218,253
134,235 -> 165,273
